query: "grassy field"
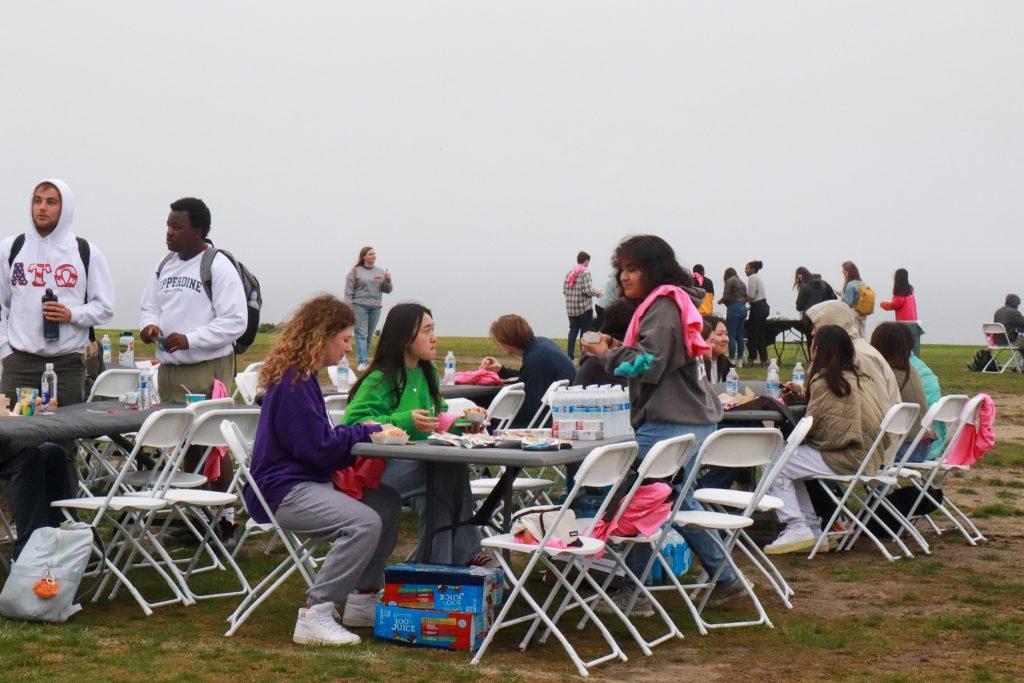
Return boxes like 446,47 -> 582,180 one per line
3,336 -> 1023,681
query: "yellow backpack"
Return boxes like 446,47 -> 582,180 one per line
855,284 -> 876,315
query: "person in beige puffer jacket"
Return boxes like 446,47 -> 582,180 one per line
764,324 -> 891,555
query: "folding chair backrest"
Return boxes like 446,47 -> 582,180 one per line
698,428 -> 785,469
573,441 -> 639,490
189,397 -> 235,418
744,419 -> 813,517
897,395 -> 969,466
324,394 -> 349,412
601,435 -> 693,531
135,409 -> 195,450
243,361 -> 264,373
87,369 -> 142,401
982,323 -> 1010,349
938,394 -> 986,463
235,372 -> 260,405
221,420 -> 253,469
527,379 -> 570,429
444,397 -> 477,415
487,384 -> 526,430
188,409 -> 260,448
872,402 -> 921,471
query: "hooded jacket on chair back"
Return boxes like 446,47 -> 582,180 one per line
805,300 -> 901,408
0,178 -> 115,357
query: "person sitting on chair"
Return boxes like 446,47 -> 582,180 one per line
994,293 -> 1024,350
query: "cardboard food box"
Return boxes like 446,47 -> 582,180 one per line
374,605 -> 489,651
382,563 -> 504,616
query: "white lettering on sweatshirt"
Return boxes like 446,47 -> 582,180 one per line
140,250 -> 247,365
0,178 -> 115,357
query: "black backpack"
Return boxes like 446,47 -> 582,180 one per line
967,348 -> 994,372
157,246 -> 262,355
8,233 -> 96,342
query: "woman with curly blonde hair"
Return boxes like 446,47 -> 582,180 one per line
244,294 -> 401,647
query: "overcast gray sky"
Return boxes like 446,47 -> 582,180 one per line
2,2 -> 1021,345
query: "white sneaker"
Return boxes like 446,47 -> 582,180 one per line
293,603 -> 362,645
342,591 -> 379,628
764,526 -> 817,555
356,363 -> 368,372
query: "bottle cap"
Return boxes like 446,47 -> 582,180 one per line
45,363 -> 54,371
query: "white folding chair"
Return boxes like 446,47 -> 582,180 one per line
538,435 -> 694,654
51,409 -> 197,615
694,417 -> 814,609
443,397 -> 477,415
900,394 -> 988,545
639,428 -> 786,634
807,403 -> 921,562
221,420 -> 319,636
324,394 -> 349,427
234,372 -> 260,405
80,368 -> 144,493
242,361 -> 264,373
472,441 -> 639,677
485,382 -> 526,431
527,379 -> 570,429
981,323 -> 1024,373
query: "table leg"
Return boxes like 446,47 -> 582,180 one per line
418,462 -> 439,563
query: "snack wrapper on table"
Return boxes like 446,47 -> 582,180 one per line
718,387 -> 756,410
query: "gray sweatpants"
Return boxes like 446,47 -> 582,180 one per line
274,481 -> 401,605
381,459 -> 481,565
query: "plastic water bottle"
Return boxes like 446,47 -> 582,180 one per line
40,363 -> 58,407
767,359 -> 781,399
139,371 -> 151,410
101,334 -> 112,364
338,356 -> 351,392
725,367 -> 739,398
119,331 -> 135,367
792,361 -> 805,390
443,351 -> 456,386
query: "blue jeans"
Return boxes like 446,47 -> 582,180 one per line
726,303 -> 747,360
627,421 -> 737,585
353,305 -> 382,365
897,439 -> 933,464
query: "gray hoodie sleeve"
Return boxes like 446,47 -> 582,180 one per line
344,270 -> 356,304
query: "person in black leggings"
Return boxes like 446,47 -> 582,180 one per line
745,259 -> 770,365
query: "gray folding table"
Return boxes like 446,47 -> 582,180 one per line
352,438 -> 629,561
0,400 -> 168,454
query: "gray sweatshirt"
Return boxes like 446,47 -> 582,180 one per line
345,265 -> 393,309
602,293 -> 724,428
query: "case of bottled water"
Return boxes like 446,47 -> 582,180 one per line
549,385 -> 633,441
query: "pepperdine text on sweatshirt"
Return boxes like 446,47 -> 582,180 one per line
140,249 -> 247,365
0,178 -> 115,357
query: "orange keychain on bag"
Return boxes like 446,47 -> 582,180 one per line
34,571 -> 59,599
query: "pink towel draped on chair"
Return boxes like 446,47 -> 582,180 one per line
201,380 -> 230,483
944,394 -> 995,467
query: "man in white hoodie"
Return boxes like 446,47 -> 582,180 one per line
140,197 -> 246,404
0,178 -> 116,517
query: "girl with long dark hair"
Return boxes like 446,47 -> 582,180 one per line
880,268 -> 922,355
744,259 -> 770,365
344,303 -> 482,566
344,245 -> 393,371
581,234 -> 746,610
247,295 -> 401,645
765,325 -> 888,555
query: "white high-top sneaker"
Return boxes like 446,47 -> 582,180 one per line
293,603 -> 362,645
764,525 -> 817,555
342,591 -> 379,628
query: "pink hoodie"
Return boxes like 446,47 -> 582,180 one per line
624,285 -> 710,359
944,394 -> 995,467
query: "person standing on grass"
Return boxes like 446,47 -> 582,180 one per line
719,267 -> 747,366
563,250 -> 603,361
880,268 -> 923,356
140,197 -> 247,538
344,246 -> 392,372
744,259 -> 770,366
692,263 -> 715,315
581,234 -> 746,613
0,178 -> 115,492
245,295 -> 399,646
841,260 -> 869,339
593,270 -> 619,331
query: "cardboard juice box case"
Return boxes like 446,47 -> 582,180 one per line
382,563 -> 504,615
374,605 -> 489,651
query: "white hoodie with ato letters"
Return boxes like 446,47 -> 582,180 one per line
0,178 -> 115,358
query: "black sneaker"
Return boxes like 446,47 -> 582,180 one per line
216,519 -> 237,544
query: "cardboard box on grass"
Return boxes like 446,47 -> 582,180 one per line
374,604 -> 489,651
382,563 -> 504,615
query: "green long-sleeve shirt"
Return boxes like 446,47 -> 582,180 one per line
342,366 -> 448,441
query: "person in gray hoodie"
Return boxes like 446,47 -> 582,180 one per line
994,294 -> 1024,350
345,246 -> 393,370
581,234 -> 745,614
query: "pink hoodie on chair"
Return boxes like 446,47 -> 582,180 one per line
202,380 -> 230,483
944,394 -> 995,467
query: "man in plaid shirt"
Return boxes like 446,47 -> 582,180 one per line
563,251 -> 603,360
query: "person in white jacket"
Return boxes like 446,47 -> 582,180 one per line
0,178 -> 116,496
140,197 -> 247,405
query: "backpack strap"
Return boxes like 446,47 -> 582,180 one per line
155,253 -> 176,278
199,249 -> 218,302
7,234 -> 25,267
